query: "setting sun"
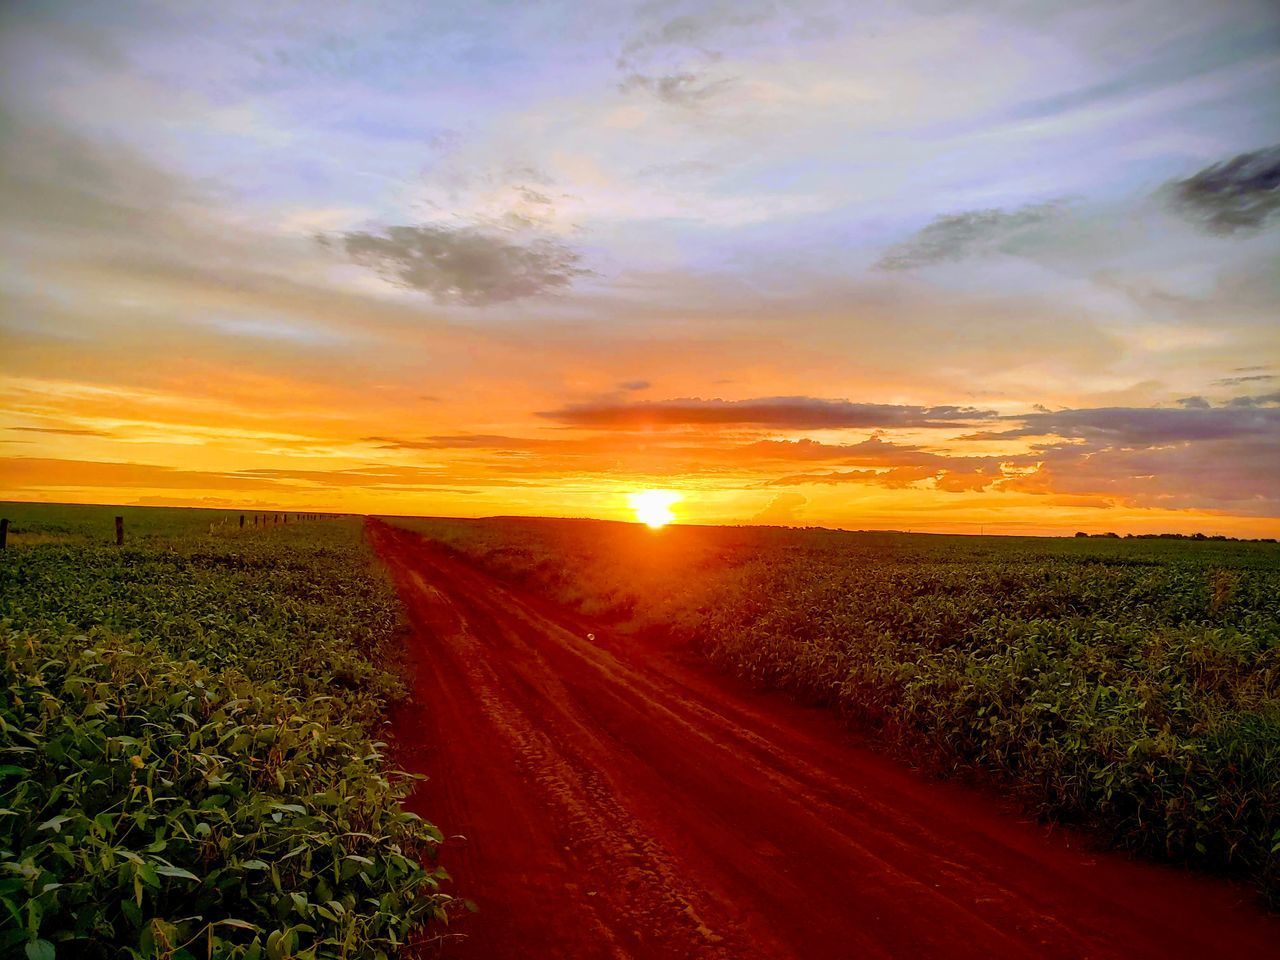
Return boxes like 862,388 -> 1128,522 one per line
629,489 -> 681,528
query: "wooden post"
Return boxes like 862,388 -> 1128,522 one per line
0,518 -> 8,550
240,514 -> 245,528
115,516 -> 124,545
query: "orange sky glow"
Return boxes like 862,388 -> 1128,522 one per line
2,2 -> 1278,537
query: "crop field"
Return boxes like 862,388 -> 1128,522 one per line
1,503 -> 454,959
390,516 -> 1280,902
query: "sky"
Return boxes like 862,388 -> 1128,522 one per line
1,0 -> 1278,535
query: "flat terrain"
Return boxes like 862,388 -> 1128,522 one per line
370,520 -> 1280,959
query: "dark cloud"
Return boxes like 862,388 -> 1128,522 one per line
979,397 -> 1280,513
1002,435 -> 1280,514
1226,391 -> 1280,409
737,397 -> 1279,507
619,71 -> 733,106
538,396 -> 999,430
336,224 -> 589,306
971,400 -> 1280,445
1176,396 -> 1210,409
1165,145 -> 1280,234
619,379 -> 651,392
876,201 -> 1065,270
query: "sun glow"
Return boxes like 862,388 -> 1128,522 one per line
629,489 -> 681,528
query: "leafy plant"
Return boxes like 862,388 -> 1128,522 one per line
1,507 -> 455,957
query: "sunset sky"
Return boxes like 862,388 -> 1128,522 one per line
2,0 -> 1278,535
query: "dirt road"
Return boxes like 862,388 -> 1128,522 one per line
368,520 -> 1279,959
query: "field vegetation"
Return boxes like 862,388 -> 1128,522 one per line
1,503 -> 453,960
390,516 -> 1280,902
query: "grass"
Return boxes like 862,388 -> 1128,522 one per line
1,502 -> 454,959
388,515 -> 1280,902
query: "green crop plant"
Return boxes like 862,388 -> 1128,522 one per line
1,504 -> 456,958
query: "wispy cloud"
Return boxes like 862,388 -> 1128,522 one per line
1213,374 -> 1276,386
8,426 -> 115,437
877,202 -> 1066,271
538,397 -> 999,429
618,71 -> 734,107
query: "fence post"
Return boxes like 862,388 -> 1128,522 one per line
240,514 -> 245,528
115,516 -> 124,545
0,518 -> 8,550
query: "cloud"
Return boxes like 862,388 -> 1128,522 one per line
336,224 -> 590,306
365,433 -> 567,452
876,201 -> 1066,270
739,397 -> 1280,507
618,380 -> 651,392
1165,145 -> 1280,235
611,1 -> 787,107
978,400 -> 1280,444
767,469 -> 880,486
617,2 -> 776,65
619,71 -> 733,106
766,463 -> 1003,492
538,396 -> 998,429
8,426 -> 115,437
967,397 -> 1280,513
0,109 -> 203,237
768,468 -> 952,491
751,492 -> 806,524
1213,374 -> 1276,386
1002,435 -> 1280,513
1226,391 -> 1280,409
742,436 -> 948,465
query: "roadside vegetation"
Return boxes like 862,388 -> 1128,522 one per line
1,503 -> 453,960
390,515 -> 1280,902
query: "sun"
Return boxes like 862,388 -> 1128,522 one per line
629,489 -> 681,528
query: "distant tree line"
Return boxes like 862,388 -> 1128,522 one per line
1074,531 -> 1278,543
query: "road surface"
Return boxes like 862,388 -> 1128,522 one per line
368,519 -> 1279,959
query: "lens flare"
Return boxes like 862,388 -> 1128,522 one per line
629,489 -> 681,528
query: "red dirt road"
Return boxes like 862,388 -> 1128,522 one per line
369,520 -> 1280,959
